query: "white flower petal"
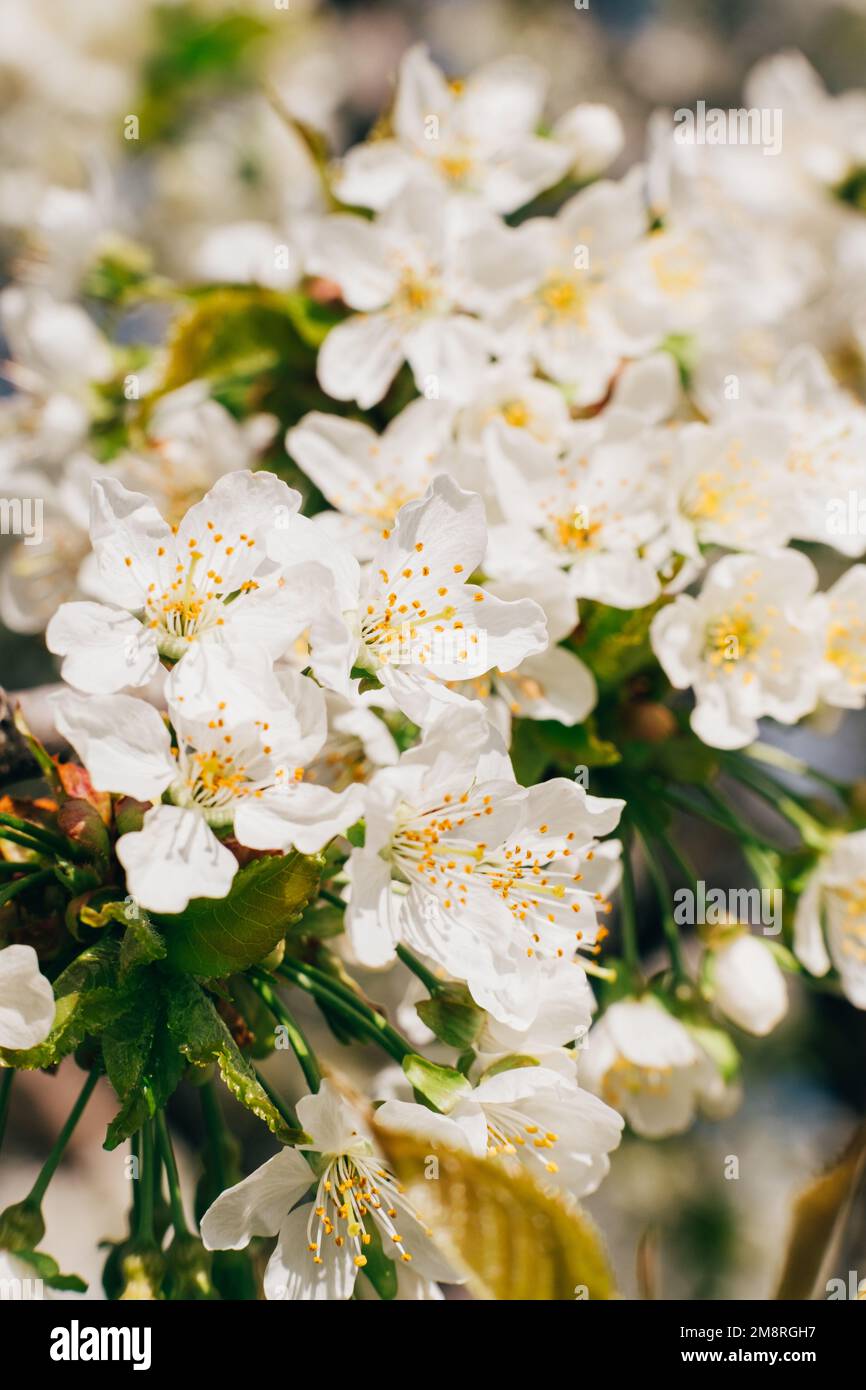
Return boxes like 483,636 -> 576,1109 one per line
46,602 -> 159,694
316,313 -> 405,408
116,805 -> 238,913
265,1203 -> 357,1301
51,690 -> 174,801
0,944 -> 55,1049
200,1148 -> 312,1250
234,781 -> 365,855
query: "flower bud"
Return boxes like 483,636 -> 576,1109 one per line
0,1198 -> 45,1253
117,1245 -> 166,1301
710,932 -> 788,1037
163,1233 -> 218,1300
57,799 -> 110,860
553,103 -> 625,180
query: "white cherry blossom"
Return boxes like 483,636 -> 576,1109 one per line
807,566 -> 866,711
307,181 -> 497,408
51,646 -> 363,913
794,831 -> 866,1009
485,410 -> 672,609
46,470 -> 315,694
650,550 -> 822,749
333,45 -> 569,215
286,398 -> 454,559
378,1063 -> 623,1199
581,997 -> 738,1138
300,474 -> 548,728
708,932 -> 788,1037
462,168 -> 649,404
200,1079 -> 457,1301
346,704 -> 622,1028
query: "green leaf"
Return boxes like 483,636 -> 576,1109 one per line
166,977 -> 303,1144
282,291 -> 344,349
653,735 -> 719,784
102,989 -> 160,1101
528,718 -> 621,773
345,821 -> 365,849
286,902 -> 345,944
102,980 -> 186,1151
575,595 -> 674,691
373,1126 -> 618,1300
508,720 -> 551,787
402,1054 -> 472,1114
104,1089 -> 155,1153
13,1248 -> 88,1293
155,850 -> 322,977
416,984 -> 484,1051
77,899 -> 168,978
156,288 -> 325,400
120,912 -> 167,979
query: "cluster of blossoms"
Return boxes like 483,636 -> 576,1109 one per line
3,27 -> 866,1302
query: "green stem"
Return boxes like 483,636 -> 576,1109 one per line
0,829 -> 54,856
27,1066 -> 99,1207
748,742 -> 848,794
249,973 -> 322,1092
618,829 -> 642,978
723,757 -> 832,850
633,824 -> 687,982
0,868 -> 53,908
278,958 -> 411,1064
277,955 -> 372,1017
0,1069 -> 13,1155
649,822 -> 698,888
199,1082 -> 229,1192
253,1066 -> 300,1132
659,784 -> 781,850
396,944 -> 443,996
319,887 -> 347,911
154,1110 -> 189,1238
0,813 -> 84,861
0,861 -> 41,878
130,1132 -> 141,1230
136,1119 -> 156,1245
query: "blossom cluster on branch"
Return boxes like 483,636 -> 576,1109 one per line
2,25 -> 866,1301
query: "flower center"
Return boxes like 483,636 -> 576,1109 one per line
392,266 -> 440,317
826,616 -> 866,686
538,275 -> 588,322
169,718 -> 296,825
304,1152 -> 427,1270
137,534 -> 261,659
650,241 -> 705,299
830,879 -> 866,965
551,512 -> 602,552
500,399 -> 531,429
438,152 -> 474,183
602,1056 -> 673,1105
484,1105 -> 561,1176
391,795 -> 608,960
359,550 -> 473,669
704,610 -> 765,668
